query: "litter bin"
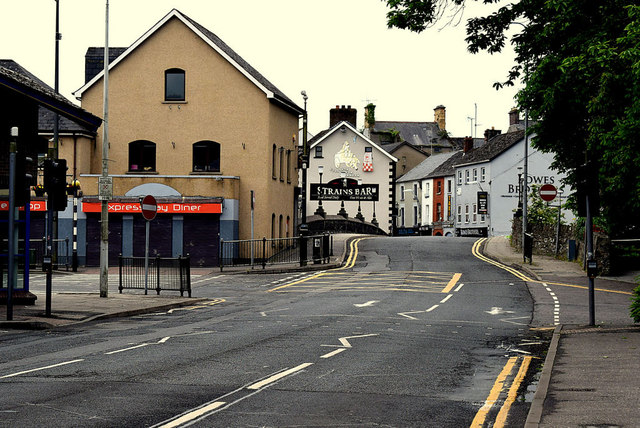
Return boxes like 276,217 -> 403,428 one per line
313,237 -> 322,264
524,233 -> 533,264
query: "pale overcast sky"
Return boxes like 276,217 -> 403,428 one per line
1,0 -> 520,137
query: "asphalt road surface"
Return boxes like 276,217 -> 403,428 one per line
0,236 -> 545,427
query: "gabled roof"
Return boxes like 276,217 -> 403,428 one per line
397,151 -> 457,183
425,151 -> 464,179
74,9 -> 303,115
309,121 -> 398,163
379,141 -> 429,156
39,106 -> 96,136
373,121 -> 455,149
455,130 -> 526,167
0,60 -> 102,131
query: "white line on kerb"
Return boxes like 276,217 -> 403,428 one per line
426,305 -> 439,312
454,283 -> 465,292
0,359 -> 85,379
247,363 -> 313,390
440,294 -> 453,304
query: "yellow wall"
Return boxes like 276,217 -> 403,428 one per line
78,15 -> 299,240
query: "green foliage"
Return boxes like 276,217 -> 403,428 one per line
630,281 -> 640,323
365,103 -> 376,125
383,0 -> 640,238
527,185 -> 562,226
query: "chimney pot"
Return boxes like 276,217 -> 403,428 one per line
463,136 -> 473,153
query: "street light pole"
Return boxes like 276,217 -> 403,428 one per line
300,90 -> 308,232
100,0 -> 110,298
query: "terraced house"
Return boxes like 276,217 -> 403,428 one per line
70,9 -> 303,266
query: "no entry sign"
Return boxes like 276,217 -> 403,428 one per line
539,184 -> 558,202
141,195 -> 157,221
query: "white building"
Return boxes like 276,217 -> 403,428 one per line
454,130 -> 568,236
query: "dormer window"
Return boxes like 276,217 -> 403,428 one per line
165,68 -> 185,101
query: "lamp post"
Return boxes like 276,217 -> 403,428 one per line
300,90 -> 308,233
314,165 -> 326,217
338,171 -> 348,218
355,178 -> 365,221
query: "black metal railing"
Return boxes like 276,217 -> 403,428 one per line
118,255 -> 191,296
220,234 -> 332,271
28,238 -> 71,270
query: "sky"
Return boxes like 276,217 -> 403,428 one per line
1,0 -> 521,138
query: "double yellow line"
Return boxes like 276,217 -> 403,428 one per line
470,356 -> 533,428
268,237 -> 366,292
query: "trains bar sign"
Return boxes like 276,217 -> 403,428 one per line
310,178 -> 379,201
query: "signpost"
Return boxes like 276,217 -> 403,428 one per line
141,195 -> 157,294
539,184 -> 557,202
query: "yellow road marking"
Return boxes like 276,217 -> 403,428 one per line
470,356 -> 518,427
442,272 -> 462,293
471,239 -> 630,295
494,356 -> 532,427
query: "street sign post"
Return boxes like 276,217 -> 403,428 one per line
539,184 -> 557,202
140,195 -> 157,294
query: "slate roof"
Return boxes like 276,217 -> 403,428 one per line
39,106 -> 96,135
84,47 -> 127,83
455,130 -> 525,167
75,9 -> 303,115
396,151 -> 457,183
373,121 -> 456,149
425,151 -> 464,179
0,60 -> 101,130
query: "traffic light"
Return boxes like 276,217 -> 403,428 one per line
15,151 -> 34,207
44,158 -> 68,211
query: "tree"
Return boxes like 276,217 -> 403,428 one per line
384,0 -> 640,237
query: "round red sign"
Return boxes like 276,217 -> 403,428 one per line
141,195 -> 157,221
539,184 -> 558,202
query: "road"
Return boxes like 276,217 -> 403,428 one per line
0,236 -> 545,427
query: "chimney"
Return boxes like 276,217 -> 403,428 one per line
484,127 -> 502,141
463,136 -> 474,153
509,108 -> 520,126
434,105 -> 446,131
330,105 -> 357,128
84,47 -> 125,83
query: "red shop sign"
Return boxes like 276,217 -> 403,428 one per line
82,201 -> 222,214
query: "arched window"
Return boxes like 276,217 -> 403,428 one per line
272,144 -> 277,179
165,68 -> 185,101
192,141 -> 220,172
128,140 -> 156,172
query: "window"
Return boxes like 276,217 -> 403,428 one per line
473,168 -> 478,182
437,180 -> 442,195
400,207 -> 405,227
465,169 -> 470,184
473,203 -> 477,223
314,146 -> 323,158
447,179 -> 452,193
279,147 -> 285,181
271,214 -> 276,239
413,205 -> 419,226
128,140 -> 156,172
272,145 -> 277,179
424,204 -> 430,224
400,185 -> 405,201
465,204 -> 470,223
165,68 -> 185,101
457,171 -> 463,186
481,167 -> 486,182
365,147 -> 373,153
436,203 -> 442,221
413,183 -> 419,199
424,182 -> 430,198
192,141 -> 220,172
286,150 -> 292,183
457,205 -> 462,223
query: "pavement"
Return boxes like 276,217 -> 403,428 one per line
1,233 -> 639,426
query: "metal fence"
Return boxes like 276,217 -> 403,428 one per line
220,234 -> 332,271
118,255 -> 191,296
28,238 -> 71,270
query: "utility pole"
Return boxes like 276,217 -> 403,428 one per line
99,0 -> 110,298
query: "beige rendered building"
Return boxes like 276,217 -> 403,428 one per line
71,9 -> 303,266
